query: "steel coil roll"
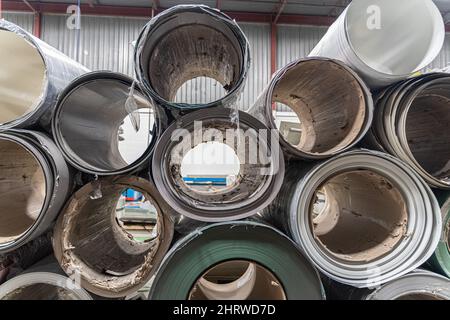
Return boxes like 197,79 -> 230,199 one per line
149,221 -> 325,300
152,107 -> 284,222
309,0 -> 444,88
52,71 -> 161,176
248,58 -> 373,160
367,73 -> 450,189
52,176 -> 174,298
366,270 -> 450,300
0,255 -> 92,300
322,269 -> 450,300
428,191 -> 450,278
263,150 -> 441,288
134,4 -> 250,110
0,130 -> 72,254
0,20 -> 89,130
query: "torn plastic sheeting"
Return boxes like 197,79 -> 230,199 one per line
149,221 -> 325,300
151,106 -> 285,222
428,190 -> 450,278
125,80 -> 141,132
0,255 -> 92,300
134,4 -> 250,111
247,58 -> 373,160
52,71 -> 163,176
366,73 -> 450,189
52,175 -> 175,298
262,149 -> 442,288
2,232 -> 52,274
0,20 -> 89,130
309,0 -> 444,89
0,130 -> 72,254
0,233 -> 52,286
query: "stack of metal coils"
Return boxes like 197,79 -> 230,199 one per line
0,0 -> 449,300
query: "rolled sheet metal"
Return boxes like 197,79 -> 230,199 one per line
0,255 -> 92,300
367,73 -> 450,189
428,191 -> 450,278
134,4 -> 250,110
0,130 -> 72,254
52,71 -> 160,175
0,20 -> 89,130
322,269 -> 450,300
263,149 -> 441,288
149,221 -> 325,300
152,107 -> 284,222
309,0 -> 445,88
52,176 -> 174,298
366,270 -> 450,300
309,0 -> 445,89
248,58 -> 373,160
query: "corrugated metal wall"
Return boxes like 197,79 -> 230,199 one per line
425,33 -> 450,71
241,23 -> 271,109
3,11 -> 450,108
2,11 -> 34,33
277,24 -> 327,68
40,14 -> 271,109
41,14 -> 147,76
275,24 -> 328,111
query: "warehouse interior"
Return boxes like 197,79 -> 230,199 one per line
0,0 -> 449,302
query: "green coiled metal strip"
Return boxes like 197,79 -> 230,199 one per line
149,221 -> 325,300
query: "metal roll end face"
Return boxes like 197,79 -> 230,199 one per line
52,176 -> 174,298
287,150 -> 442,287
346,0 -> 444,77
0,20 -> 88,129
52,71 -> 158,175
135,4 -> 250,109
268,58 -> 373,159
0,272 -> 92,300
366,270 -> 450,300
149,221 -> 325,300
152,107 -> 285,222
310,0 -> 444,87
373,73 -> 450,189
0,21 -> 46,129
0,131 -> 71,254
